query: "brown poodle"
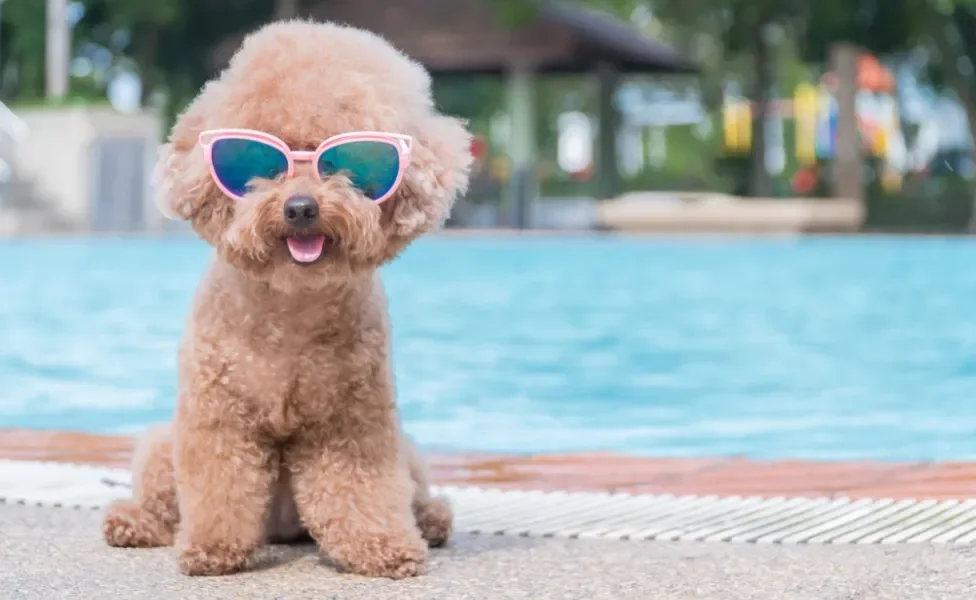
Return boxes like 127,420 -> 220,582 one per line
101,19 -> 472,579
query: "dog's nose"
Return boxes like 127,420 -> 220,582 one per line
283,196 -> 319,228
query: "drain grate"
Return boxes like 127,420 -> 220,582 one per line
2,459 -> 974,544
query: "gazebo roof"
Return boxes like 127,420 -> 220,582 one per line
212,0 -> 697,75
532,1 -> 697,74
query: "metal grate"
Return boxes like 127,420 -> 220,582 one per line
2,459 -> 975,545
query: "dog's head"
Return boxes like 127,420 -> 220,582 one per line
156,20 -> 472,292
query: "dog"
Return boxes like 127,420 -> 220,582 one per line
101,19 -> 472,579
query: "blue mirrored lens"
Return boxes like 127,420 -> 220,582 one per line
318,141 -> 400,201
211,138 -> 289,197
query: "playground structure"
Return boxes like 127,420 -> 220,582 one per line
723,53 -> 906,192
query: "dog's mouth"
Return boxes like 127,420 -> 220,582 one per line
283,234 -> 333,265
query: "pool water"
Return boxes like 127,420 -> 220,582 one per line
2,235 -> 976,461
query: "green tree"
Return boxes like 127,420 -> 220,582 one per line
650,0 -> 819,197
96,0 -> 182,104
1,0 -> 270,109
2,0 -> 47,100
2,0 -> 181,103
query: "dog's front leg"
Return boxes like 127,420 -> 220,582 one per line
287,412 -> 427,578
173,410 -> 276,576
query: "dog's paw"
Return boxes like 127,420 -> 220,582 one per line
102,501 -> 173,548
178,543 -> 250,576
416,496 -> 453,548
331,531 -> 428,579
382,554 -> 425,580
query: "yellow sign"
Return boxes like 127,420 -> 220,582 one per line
794,83 -> 818,166
723,102 -> 751,153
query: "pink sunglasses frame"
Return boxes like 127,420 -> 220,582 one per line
197,128 -> 413,204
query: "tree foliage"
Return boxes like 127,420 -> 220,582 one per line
0,0 -> 646,119
1,0 -> 274,108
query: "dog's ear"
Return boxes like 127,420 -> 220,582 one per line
153,83 -> 223,221
153,141 -> 209,221
391,114 -> 474,237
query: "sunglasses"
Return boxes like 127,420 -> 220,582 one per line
198,128 -> 413,204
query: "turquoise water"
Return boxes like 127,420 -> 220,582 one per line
2,235 -> 976,461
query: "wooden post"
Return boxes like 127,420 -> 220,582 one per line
830,43 -> 863,202
595,62 -> 621,200
45,0 -> 70,100
748,22 -> 776,198
506,63 -> 537,229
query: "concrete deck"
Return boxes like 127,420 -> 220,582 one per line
3,429 -> 975,500
3,502 -> 976,600
4,429 -> 976,598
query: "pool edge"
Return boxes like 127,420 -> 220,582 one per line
1,428 -> 974,500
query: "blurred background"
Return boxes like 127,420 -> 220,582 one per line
8,0 -> 976,235
3,0 -> 976,463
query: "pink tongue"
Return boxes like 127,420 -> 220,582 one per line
286,235 -> 326,263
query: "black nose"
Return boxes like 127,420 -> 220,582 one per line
283,196 -> 319,228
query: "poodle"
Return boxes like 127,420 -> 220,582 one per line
101,19 -> 472,579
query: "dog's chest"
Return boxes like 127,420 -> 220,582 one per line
189,295 -> 387,439
230,336 -> 351,438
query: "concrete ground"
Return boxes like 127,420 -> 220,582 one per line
2,503 -> 975,600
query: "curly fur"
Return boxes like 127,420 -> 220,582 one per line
102,19 -> 472,579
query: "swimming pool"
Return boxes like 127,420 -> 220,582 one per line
2,235 -> 975,461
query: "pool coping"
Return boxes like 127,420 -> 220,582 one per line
5,457 -> 976,545
2,429 -> 975,501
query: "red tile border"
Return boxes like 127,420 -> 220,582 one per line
836,462 -> 976,499
1,429 -> 974,501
